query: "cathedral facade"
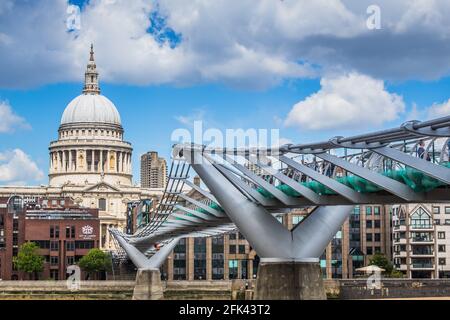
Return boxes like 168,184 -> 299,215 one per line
0,45 -> 163,250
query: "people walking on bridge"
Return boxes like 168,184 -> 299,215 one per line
417,140 -> 431,161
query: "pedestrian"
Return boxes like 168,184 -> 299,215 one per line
417,140 -> 431,161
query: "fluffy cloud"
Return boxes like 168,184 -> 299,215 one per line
284,72 -> 405,130
0,101 -> 30,133
0,149 -> 44,185
426,99 -> 450,119
1,0 -> 450,89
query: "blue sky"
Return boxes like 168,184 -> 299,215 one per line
1,0 -> 450,185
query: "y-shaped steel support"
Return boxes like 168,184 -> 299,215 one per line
188,151 -> 353,299
189,151 -> 353,261
113,233 -> 181,270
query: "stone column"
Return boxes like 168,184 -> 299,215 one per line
188,237 -> 195,281
126,153 -> 131,174
56,151 -> 60,172
224,235 -> 230,280
106,224 -> 112,249
91,149 -> 95,172
100,149 -> 103,173
68,150 -> 72,172
49,152 -> 53,173
84,149 -> 88,172
61,151 -> 66,172
107,150 -> 111,173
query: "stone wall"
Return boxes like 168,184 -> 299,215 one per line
0,281 -> 134,300
325,279 -> 450,299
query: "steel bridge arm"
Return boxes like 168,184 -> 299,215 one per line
373,146 -> 450,185
316,152 -> 422,201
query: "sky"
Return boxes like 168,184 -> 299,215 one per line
1,0 -> 450,186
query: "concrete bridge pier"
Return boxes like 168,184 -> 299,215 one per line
254,259 -> 326,300
111,232 -> 181,300
188,150 -> 353,300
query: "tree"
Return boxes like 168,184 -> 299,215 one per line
78,248 -> 112,280
13,242 -> 44,280
369,253 -> 394,274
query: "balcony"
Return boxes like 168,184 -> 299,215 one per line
411,251 -> 434,257
411,263 -> 434,269
410,237 -> 434,244
410,224 -> 433,231
393,251 -> 407,257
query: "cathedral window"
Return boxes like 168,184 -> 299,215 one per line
98,198 -> 107,211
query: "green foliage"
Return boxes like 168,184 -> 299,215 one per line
389,269 -> 405,278
13,242 -> 44,278
369,253 -> 394,275
78,248 -> 112,273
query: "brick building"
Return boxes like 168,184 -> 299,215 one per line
0,196 -> 100,280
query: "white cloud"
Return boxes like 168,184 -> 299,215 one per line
0,149 -> 44,184
0,101 -> 31,133
175,109 -> 206,126
1,0 -> 450,88
426,99 -> 450,119
284,72 -> 405,130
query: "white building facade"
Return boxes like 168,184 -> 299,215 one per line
393,204 -> 450,278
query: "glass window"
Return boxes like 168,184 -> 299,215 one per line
229,260 -> 238,280
66,241 -> 75,251
229,245 -> 236,254
292,216 -> 304,226
445,207 -> 450,214
50,241 -> 59,251
433,206 -> 440,214
374,206 -> 380,215
66,256 -> 75,266
374,220 -> 381,228
366,247 -> 373,255
366,207 -> 372,215
366,233 -> 373,242
238,245 -> 246,254
410,207 -> 432,229
366,220 -> 373,229
375,233 -> 381,242
98,198 -> 107,211
50,256 -> 59,265
438,232 -> 446,239
439,245 -> 446,253
194,238 -> 206,280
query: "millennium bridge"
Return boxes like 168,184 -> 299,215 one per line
111,116 -> 450,299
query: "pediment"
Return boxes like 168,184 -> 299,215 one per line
83,181 -> 121,192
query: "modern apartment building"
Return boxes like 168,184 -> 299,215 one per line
278,205 -> 392,279
140,151 -> 168,189
392,204 -> 450,279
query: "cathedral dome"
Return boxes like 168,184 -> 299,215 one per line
61,94 -> 121,125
